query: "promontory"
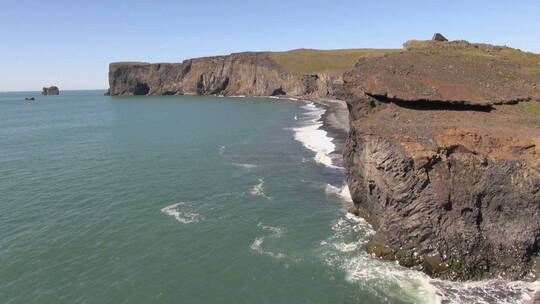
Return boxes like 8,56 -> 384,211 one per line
107,35 -> 540,281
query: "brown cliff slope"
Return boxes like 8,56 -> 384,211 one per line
341,37 -> 540,281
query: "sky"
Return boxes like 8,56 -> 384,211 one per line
1,0 -> 539,92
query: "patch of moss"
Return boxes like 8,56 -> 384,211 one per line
423,254 -> 449,275
518,102 -> 540,114
366,240 -> 395,260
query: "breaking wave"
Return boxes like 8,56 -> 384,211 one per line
320,213 -> 540,304
291,102 -> 340,169
250,223 -> 286,259
250,178 -> 271,199
160,202 -> 202,224
325,183 -> 353,202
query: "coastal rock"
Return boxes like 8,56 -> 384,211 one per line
432,33 -> 448,41
42,86 -> 59,95
341,39 -> 540,281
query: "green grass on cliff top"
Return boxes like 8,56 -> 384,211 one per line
268,48 -> 399,75
518,102 -> 540,114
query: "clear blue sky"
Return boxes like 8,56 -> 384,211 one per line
1,0 -> 539,91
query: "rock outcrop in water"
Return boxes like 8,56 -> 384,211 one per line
42,86 -> 59,95
341,36 -> 540,281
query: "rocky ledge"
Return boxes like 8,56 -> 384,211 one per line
340,36 -> 540,281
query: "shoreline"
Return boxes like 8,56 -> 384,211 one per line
271,95 -> 350,167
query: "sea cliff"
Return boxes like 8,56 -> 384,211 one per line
107,49 -> 397,98
340,38 -> 540,281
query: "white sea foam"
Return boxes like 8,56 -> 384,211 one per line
320,213 -> 540,304
431,279 -> 540,304
325,183 -> 353,202
250,178 -> 271,199
231,163 -> 258,169
160,202 -> 201,224
250,223 -> 286,259
292,102 -> 339,169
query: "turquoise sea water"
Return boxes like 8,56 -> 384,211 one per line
1,91 -> 538,304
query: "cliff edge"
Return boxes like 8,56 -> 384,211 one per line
341,36 -> 540,281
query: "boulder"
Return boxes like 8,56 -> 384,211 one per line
432,33 -> 448,41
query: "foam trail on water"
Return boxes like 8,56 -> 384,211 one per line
161,202 -> 201,224
250,223 -> 286,259
292,102 -> 339,169
250,178 -> 271,199
231,163 -> 258,169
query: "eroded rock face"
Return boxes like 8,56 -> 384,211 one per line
107,52 -> 342,98
341,40 -> 540,281
42,86 -> 59,95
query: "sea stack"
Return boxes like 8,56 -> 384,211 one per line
42,86 -> 59,95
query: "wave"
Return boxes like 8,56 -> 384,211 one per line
250,178 -> 271,199
231,163 -> 258,169
325,183 -> 353,202
292,102 -> 340,169
250,223 -> 286,259
320,213 -> 540,304
160,202 -> 201,224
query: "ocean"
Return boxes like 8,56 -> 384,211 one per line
1,90 -> 538,303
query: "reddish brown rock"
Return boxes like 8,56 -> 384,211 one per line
349,40 -> 540,106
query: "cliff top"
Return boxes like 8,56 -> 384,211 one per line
267,48 -> 400,75
109,49 -> 401,76
345,38 -> 540,106
110,62 -> 151,67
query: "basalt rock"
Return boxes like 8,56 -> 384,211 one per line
42,86 -> 59,95
107,52 -> 343,98
341,38 -> 540,281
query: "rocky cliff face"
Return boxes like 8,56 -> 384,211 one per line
107,52 -> 342,98
341,38 -> 540,281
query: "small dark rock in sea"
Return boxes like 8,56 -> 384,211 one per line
42,86 -> 59,95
